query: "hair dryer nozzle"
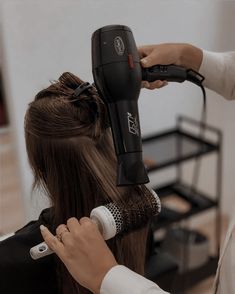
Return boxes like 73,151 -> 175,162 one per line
117,152 -> 149,186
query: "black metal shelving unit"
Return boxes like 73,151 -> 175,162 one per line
143,116 -> 223,293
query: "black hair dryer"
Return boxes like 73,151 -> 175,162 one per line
92,25 -> 148,186
92,25 -> 204,186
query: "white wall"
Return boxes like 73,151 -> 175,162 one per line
0,0 -> 234,221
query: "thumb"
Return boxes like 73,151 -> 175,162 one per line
140,51 -> 157,68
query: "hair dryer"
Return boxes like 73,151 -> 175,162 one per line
92,25 -> 204,186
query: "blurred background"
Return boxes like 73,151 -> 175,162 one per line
0,0 -> 234,293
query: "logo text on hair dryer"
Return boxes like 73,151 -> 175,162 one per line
127,112 -> 139,136
114,36 -> 125,56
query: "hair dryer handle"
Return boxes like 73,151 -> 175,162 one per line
142,65 -> 188,83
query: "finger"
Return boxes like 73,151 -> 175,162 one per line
147,80 -> 168,90
141,81 -> 150,88
40,225 -> 65,255
138,45 -> 152,59
56,224 -> 69,236
79,217 -> 100,237
60,231 -> 71,245
67,217 -> 80,233
140,51 -> 158,68
159,81 -> 168,88
79,217 -> 93,226
142,80 -> 164,89
56,224 -> 72,245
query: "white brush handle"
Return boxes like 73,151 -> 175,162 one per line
30,242 -> 53,260
30,205 -> 116,260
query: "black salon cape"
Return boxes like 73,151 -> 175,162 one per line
0,208 -> 58,294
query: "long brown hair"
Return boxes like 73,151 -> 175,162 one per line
24,72 -> 151,293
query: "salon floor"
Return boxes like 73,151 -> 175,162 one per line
0,127 -> 229,293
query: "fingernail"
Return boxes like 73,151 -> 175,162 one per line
40,225 -> 46,231
163,81 -> 168,87
141,58 -> 147,65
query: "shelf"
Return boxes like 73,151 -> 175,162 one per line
143,117 -> 221,291
142,129 -> 219,172
148,254 -> 218,293
173,256 -> 218,292
145,250 -> 179,291
151,182 -> 218,230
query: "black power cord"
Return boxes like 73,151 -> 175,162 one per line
190,84 -> 207,193
184,68 -> 207,192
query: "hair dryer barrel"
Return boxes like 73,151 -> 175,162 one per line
92,25 -> 149,186
107,101 -> 149,185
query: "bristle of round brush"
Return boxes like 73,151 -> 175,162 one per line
91,188 -> 161,239
111,188 -> 161,234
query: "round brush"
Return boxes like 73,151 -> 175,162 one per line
30,189 -> 161,260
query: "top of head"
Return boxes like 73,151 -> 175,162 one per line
25,73 -> 108,139
92,24 -> 142,103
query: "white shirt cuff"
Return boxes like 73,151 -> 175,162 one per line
199,50 -> 235,100
100,265 -> 169,294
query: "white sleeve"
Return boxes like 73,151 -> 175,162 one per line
100,265 -> 170,294
199,50 -> 235,100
